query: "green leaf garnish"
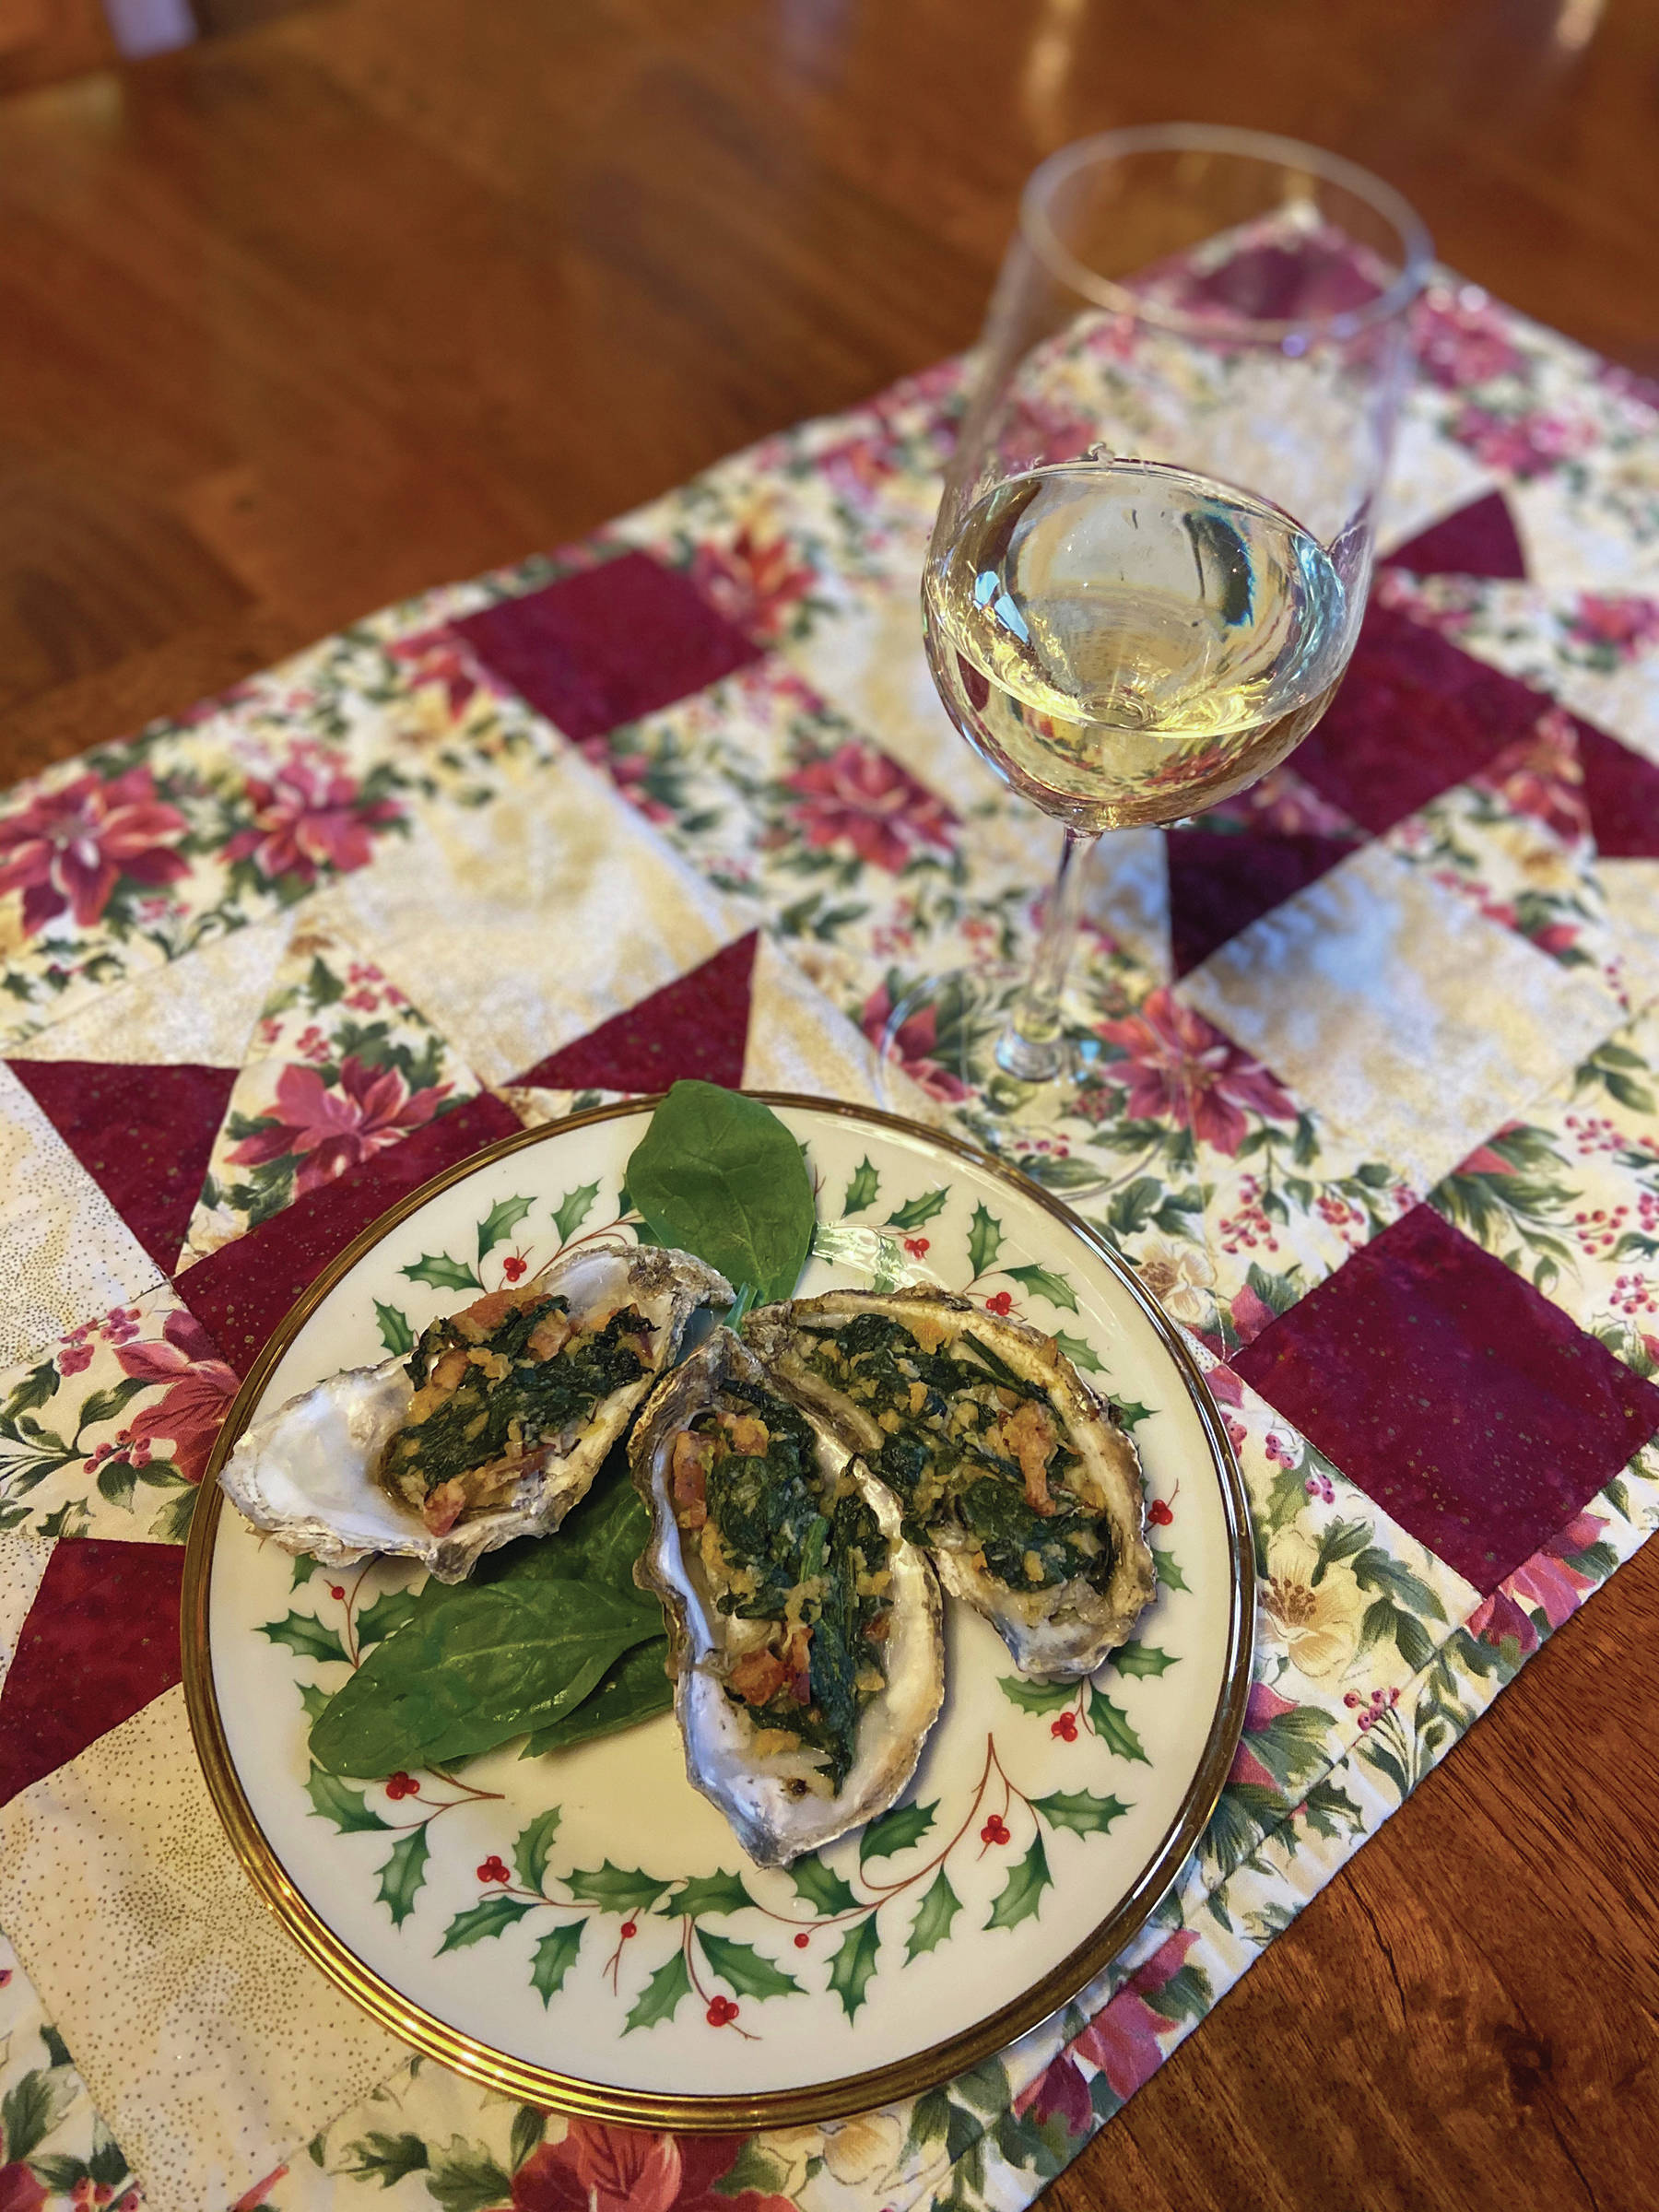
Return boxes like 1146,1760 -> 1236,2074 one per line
625,1081 -> 815,1302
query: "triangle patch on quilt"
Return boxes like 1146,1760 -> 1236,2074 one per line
0,1537 -> 184,1809
511,928 -> 759,1093
177,920 -> 482,1269
1381,489 -> 1528,581
5,1058 -> 239,1276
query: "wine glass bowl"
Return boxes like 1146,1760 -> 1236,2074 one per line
880,124 -> 1430,1142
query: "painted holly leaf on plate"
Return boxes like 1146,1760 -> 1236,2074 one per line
477,1194 -> 535,1263
827,1915 -> 882,2020
695,1929 -> 801,2000
1002,1263 -> 1079,1313
531,1921 -> 585,2006
985,1834 -> 1052,1931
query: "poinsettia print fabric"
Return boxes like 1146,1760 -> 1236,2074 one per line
0,1287 -> 237,1546
180,924 -> 478,1265
0,256 -> 1653,2212
0,1936 -> 141,2211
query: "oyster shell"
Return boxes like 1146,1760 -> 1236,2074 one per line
630,1328 -> 945,1868
746,1287 -> 1154,1678
219,1237 -> 733,1582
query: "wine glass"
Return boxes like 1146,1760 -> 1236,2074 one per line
878,124 -> 1430,1174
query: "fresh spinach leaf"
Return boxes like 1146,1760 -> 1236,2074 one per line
309,1579 -> 660,1777
625,1081 -> 815,1304
521,1636 -> 674,1755
471,1451 -> 650,1596
309,1452 -> 666,1775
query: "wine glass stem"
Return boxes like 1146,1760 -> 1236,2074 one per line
994,827 -> 1101,1084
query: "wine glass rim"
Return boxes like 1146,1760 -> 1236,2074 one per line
1019,123 -> 1433,342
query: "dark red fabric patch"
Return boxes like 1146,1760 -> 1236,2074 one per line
1165,830 -> 1357,975
513,932 -> 759,1092
453,550 -> 764,741
6,1059 -> 238,1274
1382,492 -> 1528,581
1182,240 -> 1382,321
0,1539 -> 183,1807
176,1091 -> 520,1371
1573,717 -> 1659,858
1233,1205 -> 1659,1593
1294,603 -> 1549,835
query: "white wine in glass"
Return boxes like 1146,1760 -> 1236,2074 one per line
878,124 -> 1431,1172
924,458 -> 1350,833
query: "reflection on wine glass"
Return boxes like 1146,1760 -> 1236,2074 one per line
878,124 -> 1430,1182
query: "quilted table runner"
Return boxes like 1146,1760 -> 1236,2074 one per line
0,274 -> 1657,2212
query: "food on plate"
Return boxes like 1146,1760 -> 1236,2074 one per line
630,1328 -> 945,1867
746,1287 -> 1154,1677
219,1238 -> 732,1583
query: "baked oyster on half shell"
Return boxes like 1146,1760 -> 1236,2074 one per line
630,1328 -> 945,1868
746,1287 -> 1154,1678
219,1237 -> 732,1583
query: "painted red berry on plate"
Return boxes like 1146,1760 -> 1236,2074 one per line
706,1994 -> 739,2026
620,1920 -> 637,1939
330,1585 -> 347,1600
1051,1711 -> 1078,1741
385,1771 -> 419,1800
981,1815 -> 1010,1845
984,1290 -> 1013,1315
794,1931 -> 810,1947
477,1855 -> 510,1884
502,1254 -> 528,1282
1147,1498 -> 1173,1526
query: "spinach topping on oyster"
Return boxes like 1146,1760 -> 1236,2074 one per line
381,1284 -> 657,1535
802,1312 -> 1116,1597
666,1381 -> 891,1793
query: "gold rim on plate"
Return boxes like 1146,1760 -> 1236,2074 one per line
182,1090 -> 1254,2132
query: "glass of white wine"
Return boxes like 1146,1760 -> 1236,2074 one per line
880,124 -> 1430,1170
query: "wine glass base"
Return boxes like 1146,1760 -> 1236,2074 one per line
874,964 -> 1117,1196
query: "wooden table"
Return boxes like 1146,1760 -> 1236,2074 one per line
1,4 -> 1654,2203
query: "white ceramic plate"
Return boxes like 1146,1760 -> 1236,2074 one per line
184,1096 -> 1251,2127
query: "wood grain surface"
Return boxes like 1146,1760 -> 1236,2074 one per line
1,5 -> 1656,2206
